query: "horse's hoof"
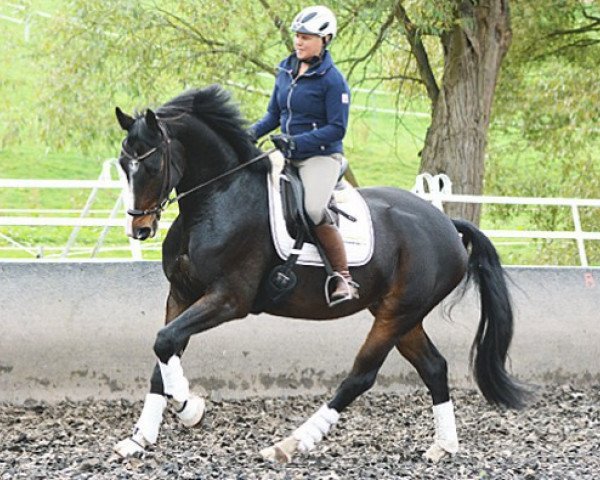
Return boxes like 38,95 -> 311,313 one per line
113,437 -> 146,458
177,395 -> 206,428
260,436 -> 299,463
423,443 -> 454,463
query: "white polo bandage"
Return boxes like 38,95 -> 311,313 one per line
158,356 -> 190,403
132,393 -> 167,444
432,400 -> 459,453
293,404 -> 339,452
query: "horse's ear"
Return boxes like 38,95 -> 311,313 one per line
145,109 -> 159,133
116,107 -> 135,131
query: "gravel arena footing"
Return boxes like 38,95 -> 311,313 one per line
1,384 -> 598,479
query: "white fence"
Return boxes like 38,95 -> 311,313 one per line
0,160 -> 151,260
412,173 -> 600,268
0,169 -> 599,265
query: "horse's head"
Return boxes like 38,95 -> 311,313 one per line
116,107 -> 181,240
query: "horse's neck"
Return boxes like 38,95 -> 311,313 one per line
180,143 -> 238,189
175,132 -> 267,226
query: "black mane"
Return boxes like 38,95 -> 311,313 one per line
156,85 -> 259,164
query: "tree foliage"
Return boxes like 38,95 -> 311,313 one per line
485,0 -> 600,263
25,1 -> 450,150
9,0 -> 600,203
493,0 -> 599,160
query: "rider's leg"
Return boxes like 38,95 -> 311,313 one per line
312,222 -> 358,303
294,154 -> 359,305
293,154 -> 340,226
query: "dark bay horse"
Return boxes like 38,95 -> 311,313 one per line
113,85 -> 527,463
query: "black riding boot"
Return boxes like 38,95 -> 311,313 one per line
313,223 -> 359,306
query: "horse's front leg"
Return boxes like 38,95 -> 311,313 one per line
153,290 -> 241,426
114,290 -> 237,457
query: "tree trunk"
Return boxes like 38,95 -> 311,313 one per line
419,0 -> 512,224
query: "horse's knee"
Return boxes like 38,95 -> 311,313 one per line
153,327 -> 177,363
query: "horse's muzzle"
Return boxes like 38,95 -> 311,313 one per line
132,226 -> 154,240
130,216 -> 158,240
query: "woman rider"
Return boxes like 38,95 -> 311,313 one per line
250,5 -> 358,306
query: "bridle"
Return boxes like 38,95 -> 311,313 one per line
120,119 -> 274,217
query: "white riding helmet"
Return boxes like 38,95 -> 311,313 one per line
291,5 -> 337,41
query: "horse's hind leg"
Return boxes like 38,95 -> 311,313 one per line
260,311 -> 406,463
114,288 -> 205,457
396,324 -> 458,462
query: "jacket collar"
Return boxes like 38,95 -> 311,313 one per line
278,50 -> 333,77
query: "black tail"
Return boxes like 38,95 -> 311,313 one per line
453,219 -> 529,409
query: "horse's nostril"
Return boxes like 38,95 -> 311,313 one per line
135,227 -> 152,241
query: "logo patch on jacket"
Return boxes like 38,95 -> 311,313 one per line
341,93 -> 349,104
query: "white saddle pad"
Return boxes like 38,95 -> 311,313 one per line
267,157 -> 374,267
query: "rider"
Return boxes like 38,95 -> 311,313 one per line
249,5 -> 358,305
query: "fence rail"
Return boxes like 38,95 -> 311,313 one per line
412,173 -> 600,268
0,169 -> 599,265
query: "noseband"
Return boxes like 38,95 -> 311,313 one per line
120,119 -> 274,218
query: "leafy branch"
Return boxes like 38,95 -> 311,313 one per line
395,2 -> 439,103
155,6 -> 275,74
257,0 -> 294,53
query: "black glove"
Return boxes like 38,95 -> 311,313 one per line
270,134 -> 296,157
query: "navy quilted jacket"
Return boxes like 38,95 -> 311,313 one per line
251,50 -> 350,160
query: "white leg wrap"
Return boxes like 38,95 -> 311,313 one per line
133,393 -> 167,444
433,400 -> 458,453
113,393 -> 167,458
158,356 -> 190,403
292,404 -> 339,452
430,400 -> 459,455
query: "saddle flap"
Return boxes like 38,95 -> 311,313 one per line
267,171 -> 374,267
279,163 -> 343,241
279,164 -> 305,239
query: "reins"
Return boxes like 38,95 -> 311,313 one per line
158,147 -> 275,213
122,123 -> 275,217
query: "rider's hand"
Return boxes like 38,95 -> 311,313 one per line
270,134 -> 296,157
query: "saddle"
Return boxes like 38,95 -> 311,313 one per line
279,158 -> 353,240
265,159 -> 356,304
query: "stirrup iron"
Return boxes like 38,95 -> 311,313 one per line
324,273 -> 359,307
